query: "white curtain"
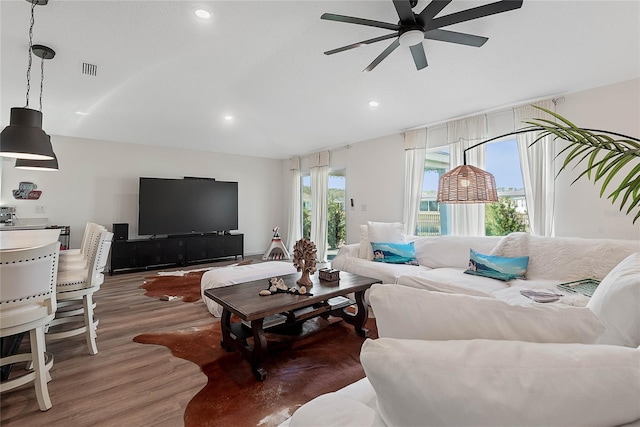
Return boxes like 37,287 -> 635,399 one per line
448,116 -> 488,236
310,152 -> 329,262
514,100 -> 556,236
403,128 -> 427,235
286,157 -> 302,252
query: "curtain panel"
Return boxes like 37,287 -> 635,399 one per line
403,128 -> 427,235
309,151 -> 330,262
514,100 -> 556,236
286,157 -> 302,252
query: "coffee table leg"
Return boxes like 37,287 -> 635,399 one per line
352,290 -> 369,337
250,319 -> 268,381
335,289 -> 369,338
220,309 -> 234,352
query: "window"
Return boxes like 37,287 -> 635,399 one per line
418,139 -> 528,236
327,171 -> 346,258
485,139 -> 528,235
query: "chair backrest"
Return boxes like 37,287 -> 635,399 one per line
81,224 -> 107,261
86,231 -> 113,288
0,242 -> 59,326
76,222 -> 93,255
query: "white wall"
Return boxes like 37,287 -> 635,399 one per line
280,78 -> 640,245
554,79 -> 640,239
1,136 -> 284,255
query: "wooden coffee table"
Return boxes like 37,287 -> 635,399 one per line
204,271 -> 381,380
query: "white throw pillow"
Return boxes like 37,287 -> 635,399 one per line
361,338 -> 640,427
370,283 -> 604,343
358,224 -> 373,260
366,221 -> 404,243
587,253 -> 640,347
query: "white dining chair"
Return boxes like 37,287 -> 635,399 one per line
0,241 -> 59,411
57,223 -> 106,271
46,230 -> 112,355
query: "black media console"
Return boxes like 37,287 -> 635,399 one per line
110,233 -> 243,275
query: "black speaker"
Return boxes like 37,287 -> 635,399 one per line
113,223 -> 129,241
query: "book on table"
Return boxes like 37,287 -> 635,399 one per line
520,289 -> 563,303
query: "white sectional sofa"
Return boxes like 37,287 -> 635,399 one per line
332,226 -> 639,306
281,259 -> 640,426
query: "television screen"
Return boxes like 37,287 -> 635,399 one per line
138,177 -> 238,236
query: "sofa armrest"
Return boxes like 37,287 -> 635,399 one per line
369,284 -> 605,344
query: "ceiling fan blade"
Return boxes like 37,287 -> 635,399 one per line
418,0 -> 452,22
321,13 -> 400,31
324,33 -> 399,55
393,0 -> 416,24
424,29 -> 488,47
428,0 -> 523,30
410,43 -> 428,70
364,39 -> 401,72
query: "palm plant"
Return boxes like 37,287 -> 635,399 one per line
524,107 -> 640,223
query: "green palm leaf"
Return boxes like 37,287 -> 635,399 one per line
523,106 -> 640,223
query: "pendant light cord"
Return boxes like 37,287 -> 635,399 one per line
39,56 -> 45,111
24,0 -> 36,109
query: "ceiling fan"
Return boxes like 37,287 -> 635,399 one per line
321,0 -> 524,72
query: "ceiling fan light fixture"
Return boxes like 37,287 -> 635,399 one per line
398,29 -> 424,46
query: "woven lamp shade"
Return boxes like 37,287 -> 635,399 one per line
437,165 -> 499,203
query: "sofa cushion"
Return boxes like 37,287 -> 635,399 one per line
371,242 -> 418,265
587,253 -> 640,347
331,256 -> 429,284
491,232 -> 639,281
411,235 -> 501,269
361,338 -> 640,427
370,283 -> 604,343
397,268 -> 507,297
464,248 -> 529,281
288,393 -> 385,427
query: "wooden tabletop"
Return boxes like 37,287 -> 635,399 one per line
204,272 -> 380,321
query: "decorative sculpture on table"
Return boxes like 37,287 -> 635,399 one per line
292,238 -> 317,287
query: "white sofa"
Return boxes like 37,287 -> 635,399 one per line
282,255 -> 640,426
332,226 -> 639,306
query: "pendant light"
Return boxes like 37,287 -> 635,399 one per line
15,44 -> 58,171
0,0 -> 55,160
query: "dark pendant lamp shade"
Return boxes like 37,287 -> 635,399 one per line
15,137 -> 58,171
0,107 -> 55,160
437,164 -> 499,203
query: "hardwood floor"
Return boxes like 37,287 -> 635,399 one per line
1,256 -> 266,427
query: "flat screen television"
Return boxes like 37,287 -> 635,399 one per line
138,177 -> 238,236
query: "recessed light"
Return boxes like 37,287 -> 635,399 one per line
75,111 -> 90,116
368,101 -> 379,107
194,9 -> 211,19
224,115 -> 233,121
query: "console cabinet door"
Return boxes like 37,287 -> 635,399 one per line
224,234 -> 243,257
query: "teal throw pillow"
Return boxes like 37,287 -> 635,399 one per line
371,242 -> 418,265
464,248 -> 529,281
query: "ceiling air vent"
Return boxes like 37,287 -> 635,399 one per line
81,62 -> 98,77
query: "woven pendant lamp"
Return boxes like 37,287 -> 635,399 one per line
437,164 -> 498,203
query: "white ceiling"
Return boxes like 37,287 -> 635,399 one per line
1,0 -> 639,160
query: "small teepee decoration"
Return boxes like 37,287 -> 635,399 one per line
292,238 -> 317,287
262,226 -> 291,260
